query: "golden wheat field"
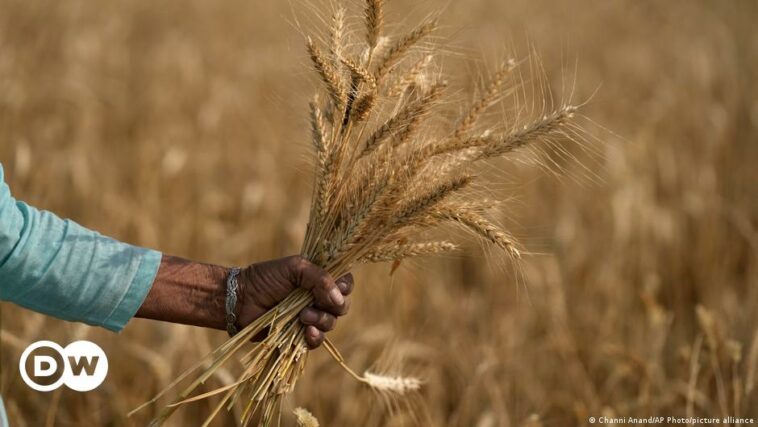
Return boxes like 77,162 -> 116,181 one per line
1,0 -> 757,426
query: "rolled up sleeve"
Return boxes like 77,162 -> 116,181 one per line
0,163 -> 160,332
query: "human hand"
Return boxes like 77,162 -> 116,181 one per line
237,256 -> 353,349
137,254 -> 352,349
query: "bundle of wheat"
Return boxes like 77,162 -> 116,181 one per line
133,1 -> 587,425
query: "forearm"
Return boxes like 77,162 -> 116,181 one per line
135,254 -> 230,330
1,164 -> 162,331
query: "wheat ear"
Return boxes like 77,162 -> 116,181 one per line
374,19 -> 438,80
434,208 -> 520,258
454,59 -> 517,137
363,371 -> 422,395
340,56 -> 378,89
309,100 -> 328,155
361,241 -> 459,262
475,105 -> 577,160
390,174 -> 473,229
293,408 -> 319,427
365,0 -> 384,49
330,8 -> 345,60
307,37 -> 347,109
389,54 -> 434,96
360,81 -> 447,157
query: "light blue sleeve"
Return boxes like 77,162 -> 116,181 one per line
0,163 -> 161,332
0,397 -> 6,427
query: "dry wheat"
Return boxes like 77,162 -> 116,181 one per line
142,3 -> 585,425
307,37 -> 346,109
360,241 -> 459,263
293,408 -> 319,427
365,0 -> 384,50
374,19 -> 437,80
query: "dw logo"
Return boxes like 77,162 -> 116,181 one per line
19,340 -> 108,392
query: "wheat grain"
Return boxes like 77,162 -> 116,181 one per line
309,100 -> 328,155
455,59 -> 517,137
307,37 -> 346,109
363,371 -> 422,395
391,174 -> 473,228
360,81 -> 447,157
435,208 -> 520,258
340,56 -> 378,93
360,241 -> 459,262
330,8 -> 345,60
374,19 -> 438,80
393,81 -> 446,148
353,93 -> 377,122
365,0 -> 384,49
475,105 -> 577,160
293,408 -> 319,427
389,54 -> 434,96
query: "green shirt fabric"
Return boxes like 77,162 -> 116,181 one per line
0,162 -> 160,331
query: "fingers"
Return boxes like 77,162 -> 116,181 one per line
299,307 -> 336,332
336,273 -> 354,296
290,256 -> 345,315
288,257 -> 356,350
298,275 -> 354,349
317,274 -> 352,316
299,308 -> 336,349
304,325 -> 325,349
318,296 -> 350,316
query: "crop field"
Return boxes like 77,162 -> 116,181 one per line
0,0 -> 756,426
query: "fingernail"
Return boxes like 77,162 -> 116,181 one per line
328,287 -> 344,306
306,325 -> 320,339
336,279 -> 348,293
301,308 -> 318,324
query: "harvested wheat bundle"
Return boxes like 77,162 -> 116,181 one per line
133,1 -> 588,425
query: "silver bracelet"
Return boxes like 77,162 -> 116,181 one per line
225,267 -> 242,337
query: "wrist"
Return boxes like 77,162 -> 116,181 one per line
204,263 -> 233,331
136,255 -> 236,331
224,267 -> 244,336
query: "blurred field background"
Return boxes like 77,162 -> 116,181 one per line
1,0 -> 757,426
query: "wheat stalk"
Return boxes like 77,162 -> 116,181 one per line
139,3 -> 588,425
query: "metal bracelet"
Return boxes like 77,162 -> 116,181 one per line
225,267 -> 241,337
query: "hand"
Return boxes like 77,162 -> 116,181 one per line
237,256 -> 353,348
136,255 -> 353,350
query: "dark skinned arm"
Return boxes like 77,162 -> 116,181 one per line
135,254 -> 353,349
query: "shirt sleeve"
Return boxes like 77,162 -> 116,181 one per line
0,163 -> 161,332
